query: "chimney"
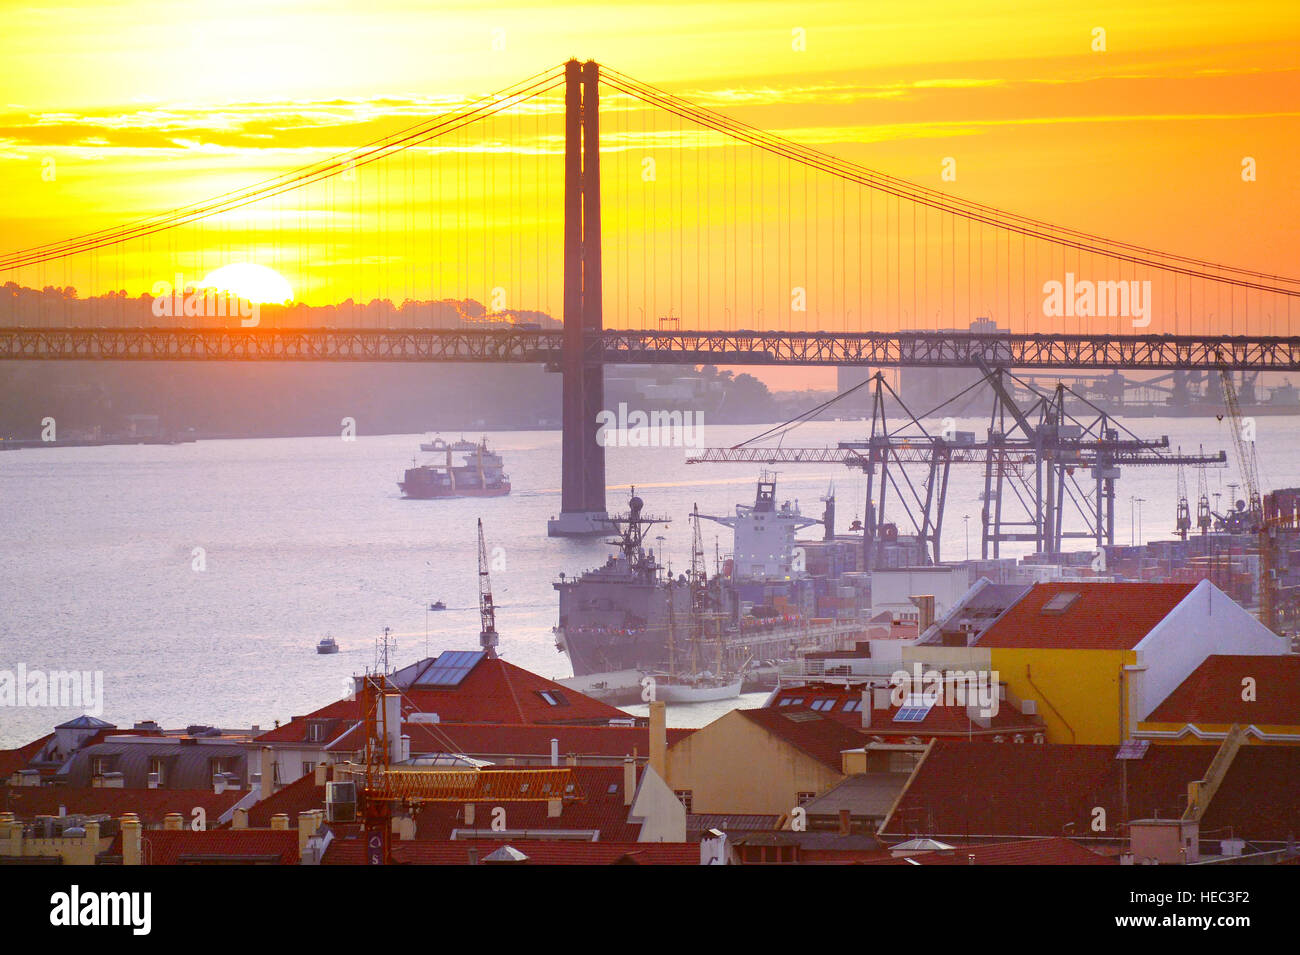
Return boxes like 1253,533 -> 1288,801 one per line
910,595 -> 936,633
565,753 -> 578,767
838,809 -> 852,836
550,738 -> 559,767
121,813 -> 142,866
84,820 -> 100,846
968,853 -> 976,865
260,746 -> 276,796
270,813 -> 290,831
547,798 -> 563,818
298,809 -> 322,855
860,688 -> 872,729
622,757 -> 636,807
314,763 -> 327,786
648,701 -> 667,781
163,813 -> 184,831
464,803 -> 475,827
394,814 -> 415,841
873,686 -> 893,710
232,808 -> 248,829
467,846 -> 479,866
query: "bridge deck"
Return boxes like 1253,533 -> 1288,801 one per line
1,327 -> 1298,370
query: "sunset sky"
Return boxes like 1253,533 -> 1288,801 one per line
1,0 -> 1297,385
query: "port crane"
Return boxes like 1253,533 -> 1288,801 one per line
688,367 -> 1226,567
1216,369 -> 1263,533
478,518 -> 498,658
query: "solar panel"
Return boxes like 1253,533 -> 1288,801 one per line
893,696 -> 935,723
1115,739 -> 1151,760
417,649 -> 485,687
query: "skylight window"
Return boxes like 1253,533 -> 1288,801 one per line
1040,591 -> 1081,614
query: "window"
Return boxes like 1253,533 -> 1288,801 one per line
796,791 -> 817,806
209,757 -> 232,776
1040,591 -> 1081,614
810,698 -> 836,712
537,690 -> 569,707
149,756 -> 167,787
675,790 -> 694,813
306,721 -> 329,743
90,756 -> 112,777
842,699 -> 861,713
301,761 -> 316,778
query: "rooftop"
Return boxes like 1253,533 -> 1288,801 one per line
974,582 -> 1196,650
1146,655 -> 1300,727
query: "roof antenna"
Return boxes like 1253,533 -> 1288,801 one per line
478,519 -> 499,658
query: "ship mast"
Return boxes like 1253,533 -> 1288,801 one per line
478,519 -> 499,658
690,503 -> 706,675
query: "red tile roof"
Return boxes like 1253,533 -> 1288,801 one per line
881,740 -> 1213,839
409,765 -> 644,842
255,658 -> 627,745
322,838 -> 699,865
975,582 -> 1195,650
1146,655 -> 1300,726
0,734 -> 53,779
247,773 -> 325,828
767,683 -> 1041,738
865,836 -> 1114,865
1199,747 -> 1300,842
102,829 -> 300,865
736,709 -> 866,772
0,786 -> 244,826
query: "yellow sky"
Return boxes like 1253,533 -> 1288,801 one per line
1,0 -> 1298,386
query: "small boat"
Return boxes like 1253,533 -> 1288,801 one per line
429,600 -> 447,611
316,636 -> 339,655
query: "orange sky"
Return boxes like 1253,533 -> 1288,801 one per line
1,0 -> 1298,387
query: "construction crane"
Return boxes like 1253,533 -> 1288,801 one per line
478,518 -> 498,659
1196,453 -> 1213,536
1218,369 -> 1263,533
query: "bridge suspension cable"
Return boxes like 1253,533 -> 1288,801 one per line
600,66 -> 1300,296
0,66 -> 566,272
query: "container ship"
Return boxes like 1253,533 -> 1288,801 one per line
398,437 -> 510,499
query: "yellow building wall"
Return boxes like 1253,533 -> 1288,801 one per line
988,648 -> 1135,745
664,710 -> 844,817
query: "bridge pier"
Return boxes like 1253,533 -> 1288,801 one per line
548,59 -> 609,537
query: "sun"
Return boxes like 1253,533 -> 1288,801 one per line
198,263 -> 294,305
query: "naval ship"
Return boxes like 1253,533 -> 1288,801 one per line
399,436 -> 511,499
554,476 -> 878,703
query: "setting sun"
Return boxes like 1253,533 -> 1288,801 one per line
199,263 -> 294,305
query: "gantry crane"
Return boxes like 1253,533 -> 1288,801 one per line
688,367 -> 1226,567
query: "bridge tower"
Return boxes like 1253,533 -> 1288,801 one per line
548,59 -> 609,536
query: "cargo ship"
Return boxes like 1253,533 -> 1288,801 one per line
398,437 -> 510,499
554,479 -> 876,700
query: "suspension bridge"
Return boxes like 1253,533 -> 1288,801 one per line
1,59 -> 1297,535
